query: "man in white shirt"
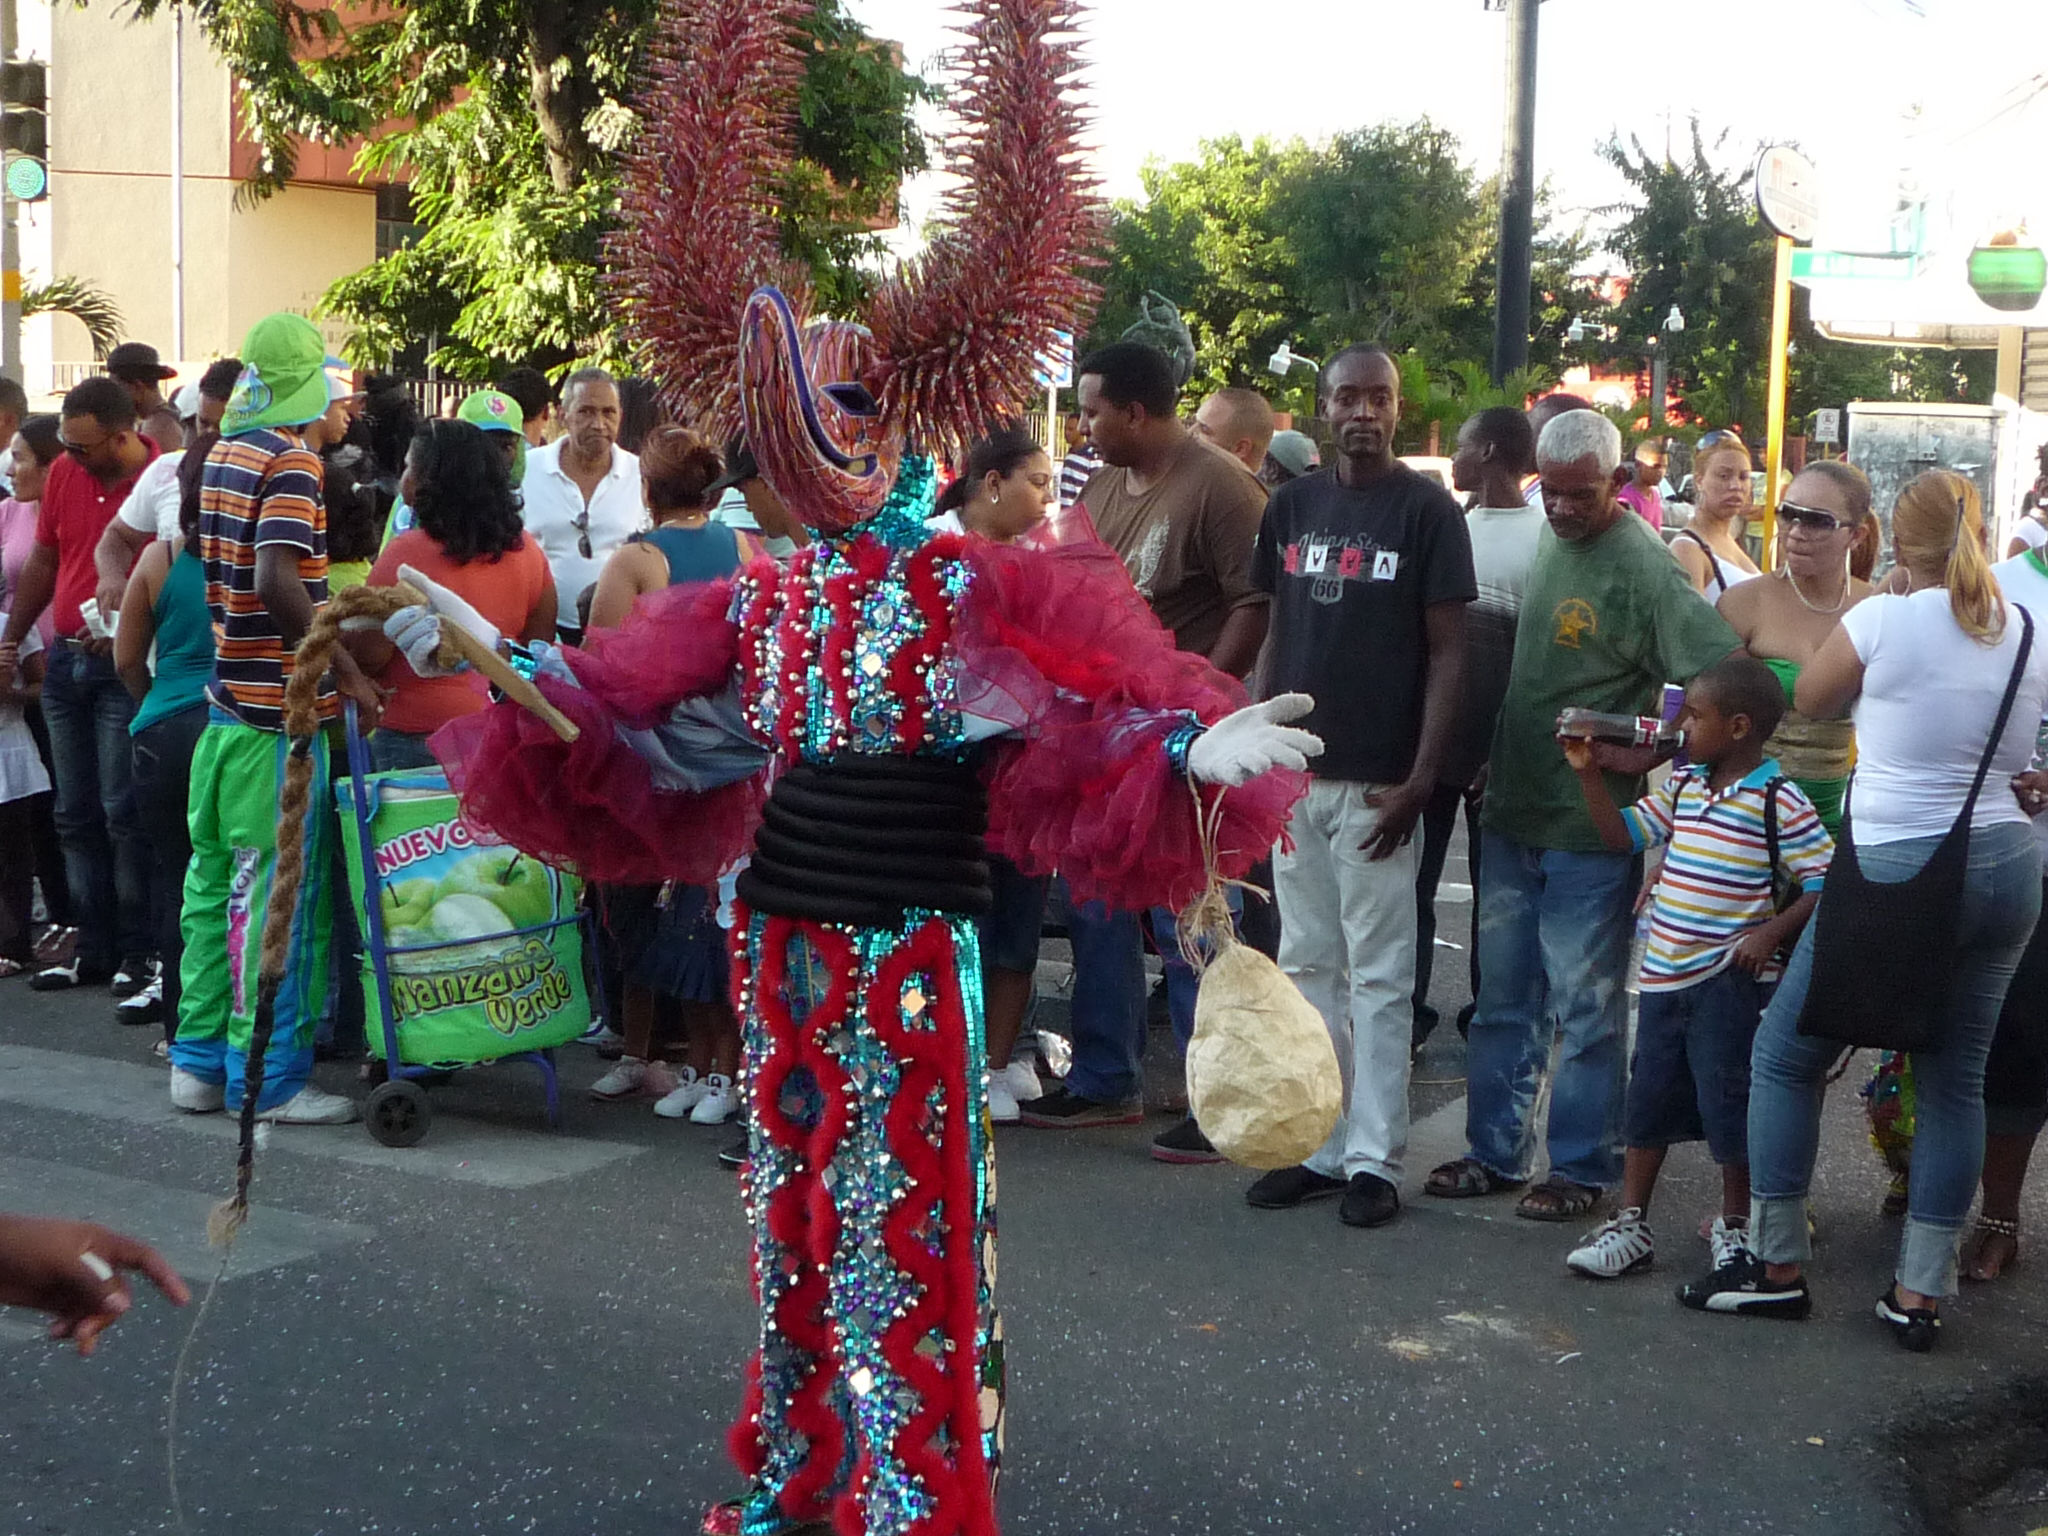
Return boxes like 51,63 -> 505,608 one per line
521,366 -> 643,639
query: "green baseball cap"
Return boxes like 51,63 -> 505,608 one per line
456,389 -> 521,434
222,313 -> 338,435
458,389 -> 528,486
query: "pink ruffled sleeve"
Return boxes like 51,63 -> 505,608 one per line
954,534 -> 1306,914
432,578 -> 766,886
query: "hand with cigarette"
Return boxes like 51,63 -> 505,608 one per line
0,1213 -> 190,1355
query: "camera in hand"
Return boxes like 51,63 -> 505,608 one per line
1554,707 -> 1684,751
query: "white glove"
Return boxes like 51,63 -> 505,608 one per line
1187,693 -> 1324,787
381,563 -> 501,679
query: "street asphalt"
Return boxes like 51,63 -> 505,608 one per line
1,843 -> 2044,1536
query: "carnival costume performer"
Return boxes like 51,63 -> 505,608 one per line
397,4 -> 1320,1533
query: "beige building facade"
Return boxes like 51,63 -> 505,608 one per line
20,1 -> 391,402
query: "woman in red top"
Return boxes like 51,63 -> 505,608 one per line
349,420 -> 556,771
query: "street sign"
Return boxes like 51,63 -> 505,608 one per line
1755,145 -> 1820,243
1034,329 -> 1074,390
1791,249 -> 1915,281
1813,408 -> 1841,445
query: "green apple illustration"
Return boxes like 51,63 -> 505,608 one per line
427,892 -> 517,943
380,877 -> 437,930
434,848 -> 555,932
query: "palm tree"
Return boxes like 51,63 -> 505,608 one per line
21,275 -> 124,361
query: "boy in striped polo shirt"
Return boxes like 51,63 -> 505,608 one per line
1558,655 -> 1833,1280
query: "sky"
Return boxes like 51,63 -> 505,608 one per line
847,0 -> 2048,260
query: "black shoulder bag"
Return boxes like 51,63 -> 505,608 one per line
1797,608 -> 2034,1052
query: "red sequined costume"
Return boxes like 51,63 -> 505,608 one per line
433,5 -> 1309,1534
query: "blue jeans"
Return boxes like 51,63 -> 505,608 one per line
42,643 -> 149,970
1061,896 -> 1145,1103
1063,888 -> 1238,1104
1465,830 -> 1640,1189
368,728 -> 440,773
1749,821 -> 2041,1298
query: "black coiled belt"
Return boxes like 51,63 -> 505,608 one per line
735,755 -> 992,926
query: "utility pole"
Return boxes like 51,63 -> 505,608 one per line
171,8 -> 185,359
1490,0 -> 1538,384
1,0 -> 18,384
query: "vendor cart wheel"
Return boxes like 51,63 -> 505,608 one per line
365,1080 -> 431,1148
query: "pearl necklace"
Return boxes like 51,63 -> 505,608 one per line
1782,565 -> 1848,615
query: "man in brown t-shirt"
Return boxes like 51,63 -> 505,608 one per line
1072,341 -> 1269,673
1019,340 -> 1270,1155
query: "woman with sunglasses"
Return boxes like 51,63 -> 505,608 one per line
1673,435 -> 1761,600
1713,461 -> 1874,836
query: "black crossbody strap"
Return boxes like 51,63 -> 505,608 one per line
1961,607 -> 2035,820
1764,773 -> 1785,880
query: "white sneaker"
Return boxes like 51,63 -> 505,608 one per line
259,1085 -> 360,1125
116,972 -> 165,1025
996,1057 -> 1042,1104
1566,1207 -> 1656,1279
1709,1215 -> 1753,1271
689,1073 -> 738,1125
170,1067 -> 225,1114
652,1066 -> 708,1119
590,1058 -> 652,1100
987,1073 -> 1021,1124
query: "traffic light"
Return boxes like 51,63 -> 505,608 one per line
2,60 -> 46,203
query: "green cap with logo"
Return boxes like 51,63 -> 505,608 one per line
221,313 -> 334,436
457,388 -> 528,486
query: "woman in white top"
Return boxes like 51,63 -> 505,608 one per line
1672,435 -> 1761,600
2006,479 -> 2048,559
1686,470 -> 2048,1349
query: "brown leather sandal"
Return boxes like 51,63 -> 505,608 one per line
1514,1173 -> 1602,1223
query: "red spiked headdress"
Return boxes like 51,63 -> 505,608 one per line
614,0 -> 1100,521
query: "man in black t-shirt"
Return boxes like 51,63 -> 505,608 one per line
1240,345 -> 1475,1230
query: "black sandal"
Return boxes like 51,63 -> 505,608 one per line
1424,1156 -> 1525,1199
1514,1174 -> 1602,1223
1875,1286 -> 1941,1352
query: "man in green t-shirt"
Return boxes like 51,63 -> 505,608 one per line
1426,410 -> 1738,1219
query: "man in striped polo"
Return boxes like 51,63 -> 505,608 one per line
172,313 -> 376,1126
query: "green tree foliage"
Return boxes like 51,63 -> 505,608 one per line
22,276 -> 123,361
1593,120 -> 1991,434
1086,126 -> 1588,442
122,0 -> 931,378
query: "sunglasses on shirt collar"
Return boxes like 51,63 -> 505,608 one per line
573,508 -> 592,561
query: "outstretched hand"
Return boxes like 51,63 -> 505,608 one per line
0,1214 -> 189,1356
372,564 -> 504,679
1187,693 -> 1324,788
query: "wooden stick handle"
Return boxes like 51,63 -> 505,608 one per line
438,625 -> 581,743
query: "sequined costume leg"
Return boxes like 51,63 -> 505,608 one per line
730,905 -> 1004,1536
730,911 -> 857,1529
